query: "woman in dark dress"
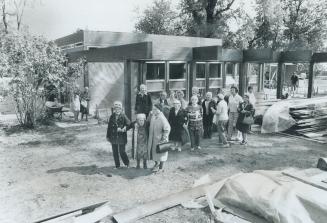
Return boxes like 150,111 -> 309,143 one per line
168,99 -> 188,152
236,94 -> 255,145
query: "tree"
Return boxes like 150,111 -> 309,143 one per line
281,0 -> 327,50
247,0 -> 327,50
0,32 -> 83,128
135,0 -> 179,35
0,0 -> 31,33
179,0 -> 240,38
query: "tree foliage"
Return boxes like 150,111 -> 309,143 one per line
0,32 -> 84,128
135,0 -> 179,35
135,0 -> 327,50
179,0 -> 240,38
246,0 -> 327,50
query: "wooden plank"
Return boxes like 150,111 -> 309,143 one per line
34,201 -> 107,223
112,180 -> 223,223
40,211 -> 82,223
73,203 -> 113,223
282,172 -> 327,191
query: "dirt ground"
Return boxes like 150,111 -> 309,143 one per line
0,120 -> 326,223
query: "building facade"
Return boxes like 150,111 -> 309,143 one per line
55,30 -> 325,119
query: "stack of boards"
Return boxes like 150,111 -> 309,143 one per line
286,101 -> 327,143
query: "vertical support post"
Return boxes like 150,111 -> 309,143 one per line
165,61 -> 169,93
84,61 -> 89,87
186,63 -> 190,99
262,63 -> 265,91
277,61 -> 283,99
189,61 -> 196,100
205,62 -> 210,93
124,60 -> 132,119
222,62 -> 226,89
239,62 -> 247,97
141,62 -> 147,84
308,61 -> 314,98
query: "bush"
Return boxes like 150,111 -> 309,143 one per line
0,32 -> 84,128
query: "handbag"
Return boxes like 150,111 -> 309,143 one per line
242,115 -> 254,125
156,141 -> 175,153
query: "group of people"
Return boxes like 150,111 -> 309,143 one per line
106,84 -> 256,172
72,87 -> 91,122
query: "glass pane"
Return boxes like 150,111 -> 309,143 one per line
146,63 -> 165,80
169,63 -> 186,79
209,63 -> 221,78
196,63 -> 205,78
226,63 -> 233,75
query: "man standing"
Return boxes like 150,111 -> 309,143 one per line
247,86 -> 256,108
227,86 -> 243,141
135,84 -> 152,117
80,86 -> 90,121
290,72 -> 299,96
202,92 -> 216,139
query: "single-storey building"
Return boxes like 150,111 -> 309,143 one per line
55,30 -> 327,119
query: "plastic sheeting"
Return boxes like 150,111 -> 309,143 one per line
261,96 -> 327,133
214,169 -> 327,223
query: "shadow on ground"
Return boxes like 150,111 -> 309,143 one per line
46,164 -> 153,179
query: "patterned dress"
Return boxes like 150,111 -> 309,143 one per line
136,126 -> 148,160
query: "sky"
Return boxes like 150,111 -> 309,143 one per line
22,0 -> 253,41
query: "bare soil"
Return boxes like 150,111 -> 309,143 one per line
0,120 -> 326,223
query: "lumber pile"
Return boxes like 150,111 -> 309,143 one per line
286,101 -> 327,143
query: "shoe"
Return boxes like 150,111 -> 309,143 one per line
220,143 -> 230,148
240,141 -> 247,145
152,166 -> 159,172
197,146 -> 202,150
177,147 -> 182,152
190,147 -> 195,151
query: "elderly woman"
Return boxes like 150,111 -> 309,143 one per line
176,90 -> 188,109
186,95 -> 203,150
167,90 -> 176,107
106,101 -> 131,168
168,99 -> 187,152
148,103 -> 171,172
236,94 -> 255,145
130,113 -> 149,169
73,91 -> 80,122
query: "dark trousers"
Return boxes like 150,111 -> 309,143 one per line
112,144 -> 129,168
189,128 -> 201,148
203,116 -> 213,139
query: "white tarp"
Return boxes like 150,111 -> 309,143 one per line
214,169 -> 327,223
261,96 -> 327,133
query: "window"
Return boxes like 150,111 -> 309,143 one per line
146,63 -> 165,80
196,63 -> 205,78
226,63 -> 234,74
209,63 -> 222,78
169,63 -> 186,79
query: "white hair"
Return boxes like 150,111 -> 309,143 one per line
206,92 -> 212,97
191,95 -> 198,101
136,113 -> 146,120
113,101 -> 122,108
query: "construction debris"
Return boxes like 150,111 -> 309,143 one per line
261,97 -> 327,143
317,157 -> 327,171
112,179 -> 225,223
35,201 -> 111,223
